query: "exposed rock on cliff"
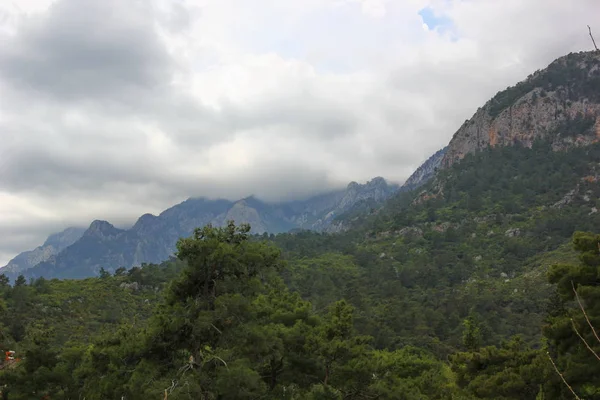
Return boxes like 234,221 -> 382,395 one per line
442,51 -> 600,167
402,147 -> 447,191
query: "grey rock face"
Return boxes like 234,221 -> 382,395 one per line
505,228 -> 521,238
401,147 -> 448,191
552,187 -> 579,209
0,226 -> 85,277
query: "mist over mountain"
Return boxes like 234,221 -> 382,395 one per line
2,177 -> 399,280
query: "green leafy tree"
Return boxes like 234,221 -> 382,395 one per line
13,276 -> 25,287
450,336 -> 546,400
462,314 -> 481,351
98,267 -> 111,279
307,300 -> 371,387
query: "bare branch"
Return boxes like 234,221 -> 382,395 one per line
210,324 -> 222,334
571,318 -> 600,362
589,25 -> 599,51
212,355 -> 229,369
163,380 -> 178,399
547,352 -> 582,400
572,281 -> 600,345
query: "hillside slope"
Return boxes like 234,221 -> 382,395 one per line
277,141 -> 600,353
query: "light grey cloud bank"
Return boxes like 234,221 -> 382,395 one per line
0,0 -> 598,264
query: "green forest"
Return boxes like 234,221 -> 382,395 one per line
3,140 -> 600,398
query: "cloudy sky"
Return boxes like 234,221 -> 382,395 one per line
0,0 -> 598,265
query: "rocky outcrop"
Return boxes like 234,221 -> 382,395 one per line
341,177 -> 394,208
442,51 -> 600,167
505,228 -> 521,238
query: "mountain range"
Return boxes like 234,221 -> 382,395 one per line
1,177 -> 404,280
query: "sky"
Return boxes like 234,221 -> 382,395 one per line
0,0 -> 598,266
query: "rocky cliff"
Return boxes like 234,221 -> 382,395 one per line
442,51 -> 600,167
401,147 -> 448,191
13,177 -> 399,280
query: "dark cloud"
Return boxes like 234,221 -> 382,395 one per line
0,147 -> 163,193
0,0 -> 173,101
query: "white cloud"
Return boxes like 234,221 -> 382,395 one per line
0,0 -> 599,265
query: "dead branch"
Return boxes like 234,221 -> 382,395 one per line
163,380 -> 177,399
571,318 -> 600,362
547,352 -> 582,400
589,25 -> 599,51
572,281 -> 600,344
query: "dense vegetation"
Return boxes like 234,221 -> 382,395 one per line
3,138 -> 600,398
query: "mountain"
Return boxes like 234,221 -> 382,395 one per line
442,51 -> 600,167
18,177 -> 399,280
0,226 -> 85,277
400,147 -> 448,191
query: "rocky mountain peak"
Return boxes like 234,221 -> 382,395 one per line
346,181 -> 360,190
42,226 -> 86,248
336,177 -> 396,212
365,176 -> 388,189
131,213 -> 159,235
84,220 -> 123,239
346,177 -> 392,193
442,51 -> 600,168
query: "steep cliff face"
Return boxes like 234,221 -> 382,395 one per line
442,51 -> 600,167
401,147 -> 448,191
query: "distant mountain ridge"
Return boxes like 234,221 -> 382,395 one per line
1,227 -> 85,277
3,177 -> 399,280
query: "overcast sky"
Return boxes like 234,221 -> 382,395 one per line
0,0 -> 598,265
